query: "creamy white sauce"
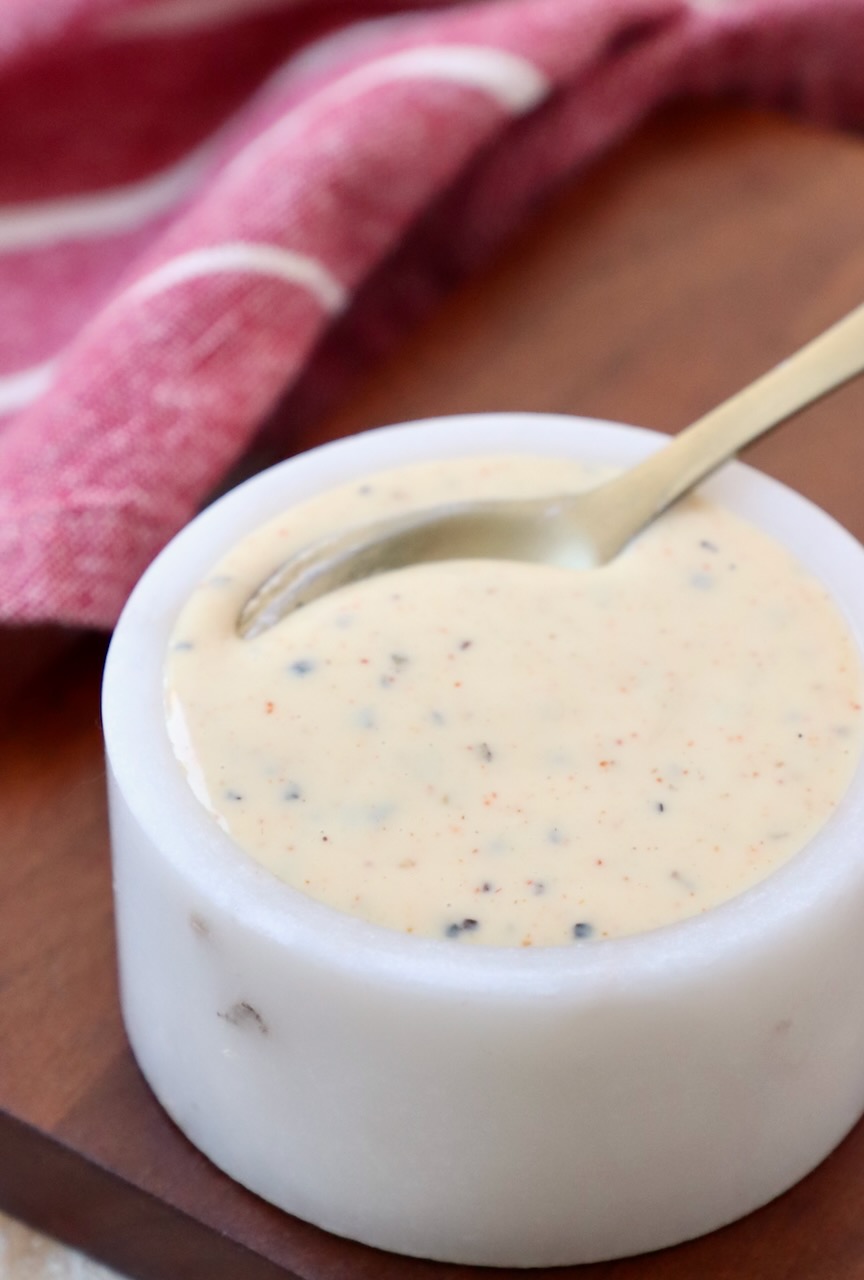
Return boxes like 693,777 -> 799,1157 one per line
165,455 -> 864,946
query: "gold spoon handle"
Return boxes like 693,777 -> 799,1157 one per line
584,300 -> 864,561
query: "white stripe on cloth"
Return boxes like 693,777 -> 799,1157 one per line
223,43 -> 550,191
0,243 -> 344,416
341,43 -> 550,114
0,360 -> 56,416
127,241 -> 348,312
0,144 -> 214,253
285,42 -> 552,119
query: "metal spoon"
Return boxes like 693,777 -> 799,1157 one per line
239,302 -> 864,639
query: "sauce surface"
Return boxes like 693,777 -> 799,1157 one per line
165,455 -> 864,945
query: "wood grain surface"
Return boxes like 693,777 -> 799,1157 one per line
4,103 -> 864,1280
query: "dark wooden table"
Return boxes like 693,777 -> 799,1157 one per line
4,103 -> 864,1280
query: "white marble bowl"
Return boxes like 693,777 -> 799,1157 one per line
102,414 -> 864,1267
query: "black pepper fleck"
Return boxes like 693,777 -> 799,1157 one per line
445,918 -> 481,938
283,783 -> 304,801
289,658 -> 317,677
477,742 -> 494,762
572,922 -> 594,940
224,789 -> 244,802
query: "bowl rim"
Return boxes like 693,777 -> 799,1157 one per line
102,411 -> 864,998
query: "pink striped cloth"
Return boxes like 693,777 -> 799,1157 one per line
1,0 -> 863,630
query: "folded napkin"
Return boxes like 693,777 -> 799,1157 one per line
0,0 -> 861,629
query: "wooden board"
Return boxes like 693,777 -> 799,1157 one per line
4,103 -> 864,1280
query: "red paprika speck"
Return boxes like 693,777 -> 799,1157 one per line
265,701 -> 275,715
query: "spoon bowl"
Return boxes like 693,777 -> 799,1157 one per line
238,493 -> 601,638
